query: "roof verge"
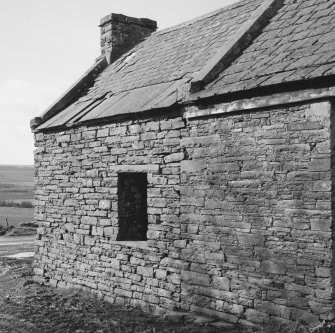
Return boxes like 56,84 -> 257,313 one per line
30,57 -> 108,131
190,0 -> 284,93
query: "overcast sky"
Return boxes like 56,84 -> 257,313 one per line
0,0 -> 238,165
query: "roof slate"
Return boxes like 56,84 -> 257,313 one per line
36,0 -> 335,130
37,0 -> 263,129
80,0 -> 262,100
195,0 -> 335,99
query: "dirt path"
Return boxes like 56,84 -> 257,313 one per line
0,235 -> 35,246
0,235 -> 35,257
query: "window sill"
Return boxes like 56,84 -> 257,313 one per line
110,241 -> 151,250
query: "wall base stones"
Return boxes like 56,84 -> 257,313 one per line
34,101 -> 335,326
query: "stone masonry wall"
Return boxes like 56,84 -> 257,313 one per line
34,111 -> 186,313
179,101 -> 334,325
33,100 -> 334,326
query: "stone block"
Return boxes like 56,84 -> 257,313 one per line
181,270 -> 210,286
180,135 -> 220,147
309,159 -> 331,172
99,200 -> 111,210
155,269 -> 167,279
174,240 -> 187,248
97,128 -> 109,137
205,252 -> 225,262
92,226 -> 104,236
208,162 -> 239,173
315,287 -> 333,299
114,288 -> 132,298
237,233 -> 264,246
290,308 -> 319,324
189,305 -> 238,323
311,219 -> 331,231
180,160 -> 206,173
284,283 -> 314,296
147,230 -> 160,239
261,260 -> 284,274
64,199 -> 78,207
137,266 -> 154,277
315,267 -> 330,278
312,181 -> 331,192
254,300 -> 290,319
244,309 -> 269,324
84,236 -> 95,246
164,152 -> 184,164
104,227 -> 116,237
212,276 -> 230,291
309,300 -> 333,314
143,294 -> 159,304
110,258 -> 120,270
34,268 -> 44,276
110,164 -> 159,173
306,102 -> 330,121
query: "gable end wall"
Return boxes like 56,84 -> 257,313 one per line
33,100 -> 334,325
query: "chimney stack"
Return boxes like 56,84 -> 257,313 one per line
99,13 -> 157,63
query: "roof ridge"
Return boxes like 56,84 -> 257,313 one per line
155,0 -> 248,36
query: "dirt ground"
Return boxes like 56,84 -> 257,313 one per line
0,255 -> 260,333
0,237 -> 322,333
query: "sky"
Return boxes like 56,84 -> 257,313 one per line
0,0 -> 239,165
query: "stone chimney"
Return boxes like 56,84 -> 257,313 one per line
99,13 -> 157,63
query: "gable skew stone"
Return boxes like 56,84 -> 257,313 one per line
190,0 -> 284,93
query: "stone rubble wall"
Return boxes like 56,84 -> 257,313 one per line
179,101 -> 334,326
33,101 -> 334,325
34,111 -> 186,313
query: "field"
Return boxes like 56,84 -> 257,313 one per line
0,165 -> 34,227
0,207 -> 34,228
0,165 -> 34,202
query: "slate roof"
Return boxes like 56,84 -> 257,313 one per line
36,0 -> 264,130
36,0 -> 335,131
195,0 -> 335,99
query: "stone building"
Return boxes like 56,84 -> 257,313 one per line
31,0 -> 335,326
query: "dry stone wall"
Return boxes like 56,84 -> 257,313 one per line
33,101 -> 334,325
34,111 -> 186,313
179,101 -> 334,325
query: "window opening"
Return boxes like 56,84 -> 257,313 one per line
117,173 -> 148,241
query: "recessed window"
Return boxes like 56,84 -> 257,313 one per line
117,173 -> 148,241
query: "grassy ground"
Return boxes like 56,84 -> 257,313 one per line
0,185 -> 34,202
0,164 -> 34,204
0,207 -> 34,228
0,165 -> 34,184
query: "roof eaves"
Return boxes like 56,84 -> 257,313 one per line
30,56 -> 108,132
190,0 -> 284,93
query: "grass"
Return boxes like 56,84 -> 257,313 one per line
0,207 -> 34,228
0,165 -> 34,229
0,165 -> 34,202
0,165 -> 34,184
